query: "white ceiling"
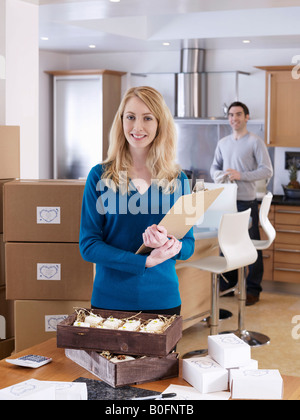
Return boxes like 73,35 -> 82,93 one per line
31,0 -> 300,54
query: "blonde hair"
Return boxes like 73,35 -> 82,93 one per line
102,86 -> 181,193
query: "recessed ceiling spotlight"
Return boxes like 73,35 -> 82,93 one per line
89,44 -> 96,49
109,0 -> 121,3
163,42 -> 170,46
40,37 -> 49,41
243,40 -> 251,44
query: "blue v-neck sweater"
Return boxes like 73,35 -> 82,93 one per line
79,164 -> 195,311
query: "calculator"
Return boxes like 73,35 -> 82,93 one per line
5,354 -> 52,369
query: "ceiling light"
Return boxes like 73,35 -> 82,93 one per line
243,40 -> 251,44
163,42 -> 170,46
109,0 -> 121,3
89,45 -> 96,49
40,37 -> 49,41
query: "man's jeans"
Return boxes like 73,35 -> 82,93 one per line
220,199 -> 263,297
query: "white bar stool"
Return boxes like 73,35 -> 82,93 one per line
194,183 -> 238,321
178,209 -> 258,358
222,192 -> 276,347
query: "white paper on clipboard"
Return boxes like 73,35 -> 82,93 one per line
136,188 -> 224,254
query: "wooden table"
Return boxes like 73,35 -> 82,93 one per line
0,338 -> 299,400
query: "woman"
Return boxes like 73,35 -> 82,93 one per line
79,86 -> 195,315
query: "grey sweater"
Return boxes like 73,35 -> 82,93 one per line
210,132 -> 273,201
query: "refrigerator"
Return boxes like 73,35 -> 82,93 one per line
174,119 -> 268,188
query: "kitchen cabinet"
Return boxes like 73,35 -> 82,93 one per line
257,66 -> 300,147
274,205 -> 300,284
46,70 -> 126,179
260,203 -> 300,284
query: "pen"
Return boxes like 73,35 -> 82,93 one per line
131,392 -> 177,400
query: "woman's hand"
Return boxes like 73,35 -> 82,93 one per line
142,224 -> 168,249
145,235 -> 182,268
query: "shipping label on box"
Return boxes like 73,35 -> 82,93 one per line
208,333 -> 251,369
231,369 -> 283,400
37,207 -> 61,224
37,264 -> 61,281
182,356 -> 228,394
45,315 -> 68,332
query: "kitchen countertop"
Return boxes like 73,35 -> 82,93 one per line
271,195 -> 300,207
1,338 -> 300,400
193,193 -> 300,240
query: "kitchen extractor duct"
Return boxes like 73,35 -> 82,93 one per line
175,48 -> 207,118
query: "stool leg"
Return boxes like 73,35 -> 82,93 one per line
237,266 -> 246,334
210,272 -> 219,336
222,266 -> 271,347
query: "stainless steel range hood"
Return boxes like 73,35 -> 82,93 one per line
175,48 -> 207,118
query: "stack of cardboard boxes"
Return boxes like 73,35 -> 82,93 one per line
3,179 -> 94,352
0,126 -> 94,354
0,126 -> 20,359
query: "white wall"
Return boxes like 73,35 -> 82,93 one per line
68,50 -> 180,74
3,0 -> 39,179
0,0 -> 6,124
67,47 -> 300,119
39,51 -> 69,178
205,48 -> 300,120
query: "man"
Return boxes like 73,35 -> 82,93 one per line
210,101 -> 273,306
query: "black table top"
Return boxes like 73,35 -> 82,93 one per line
271,195 -> 300,207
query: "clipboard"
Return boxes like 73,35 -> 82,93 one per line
136,188 -> 224,254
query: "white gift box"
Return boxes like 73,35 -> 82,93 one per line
208,333 -> 251,368
231,369 -> 283,400
182,356 -> 228,394
228,359 -> 259,385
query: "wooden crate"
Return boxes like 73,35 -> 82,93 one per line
65,348 -> 179,388
57,309 -> 182,357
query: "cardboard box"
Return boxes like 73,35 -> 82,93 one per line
0,286 -> 14,339
0,126 -> 20,179
3,179 -> 85,242
65,348 -> 179,388
5,242 -> 94,301
208,333 -> 251,369
231,369 -> 283,400
14,300 -> 90,352
57,309 -> 182,357
182,356 -> 228,394
0,180 -> 15,233
0,234 -> 4,286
